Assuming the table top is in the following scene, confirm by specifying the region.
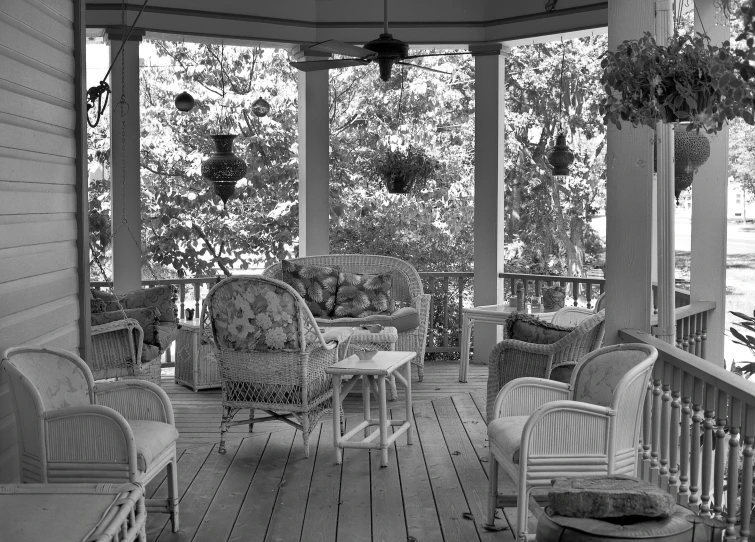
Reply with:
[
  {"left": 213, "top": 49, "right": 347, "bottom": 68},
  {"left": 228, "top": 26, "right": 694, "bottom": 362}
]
[
  {"left": 0, "top": 482, "right": 144, "bottom": 542},
  {"left": 326, "top": 350, "right": 415, "bottom": 376},
  {"left": 463, "top": 304, "right": 557, "bottom": 320}
]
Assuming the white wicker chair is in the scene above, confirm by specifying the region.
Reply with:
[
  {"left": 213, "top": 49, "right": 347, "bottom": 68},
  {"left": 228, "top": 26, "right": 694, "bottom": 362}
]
[
  {"left": 485, "top": 343, "right": 658, "bottom": 540},
  {"left": 550, "top": 306, "right": 595, "bottom": 327},
  {"left": 263, "top": 254, "right": 432, "bottom": 380},
  {"left": 203, "top": 276, "right": 353, "bottom": 457},
  {"left": 1, "top": 346, "right": 179, "bottom": 531}
]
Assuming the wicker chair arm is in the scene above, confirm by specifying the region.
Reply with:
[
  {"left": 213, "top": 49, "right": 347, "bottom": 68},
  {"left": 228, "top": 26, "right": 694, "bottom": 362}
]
[
  {"left": 492, "top": 378, "right": 571, "bottom": 421},
  {"left": 95, "top": 380, "right": 175, "bottom": 425},
  {"left": 411, "top": 293, "right": 432, "bottom": 324},
  {"left": 521, "top": 400, "right": 613, "bottom": 461},
  {"left": 89, "top": 318, "right": 144, "bottom": 379},
  {"left": 43, "top": 405, "right": 138, "bottom": 470}
]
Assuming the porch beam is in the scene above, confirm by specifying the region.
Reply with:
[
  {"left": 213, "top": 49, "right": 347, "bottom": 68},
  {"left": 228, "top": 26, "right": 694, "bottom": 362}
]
[
  {"left": 691, "top": 0, "right": 728, "bottom": 366},
  {"left": 293, "top": 46, "right": 330, "bottom": 257},
  {"left": 605, "top": 0, "right": 655, "bottom": 343},
  {"left": 470, "top": 44, "right": 508, "bottom": 364},
  {"left": 107, "top": 29, "right": 144, "bottom": 295}
]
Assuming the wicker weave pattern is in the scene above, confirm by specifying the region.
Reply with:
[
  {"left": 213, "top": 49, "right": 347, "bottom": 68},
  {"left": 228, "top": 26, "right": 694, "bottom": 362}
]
[
  {"left": 486, "top": 310, "right": 606, "bottom": 420},
  {"left": 204, "top": 276, "right": 350, "bottom": 457},
  {"left": 263, "top": 254, "right": 431, "bottom": 380},
  {"left": 89, "top": 319, "right": 143, "bottom": 380}
]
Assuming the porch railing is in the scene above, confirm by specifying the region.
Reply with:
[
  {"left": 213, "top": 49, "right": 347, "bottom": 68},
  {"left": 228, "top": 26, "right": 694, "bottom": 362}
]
[
  {"left": 620, "top": 328, "right": 755, "bottom": 539},
  {"left": 500, "top": 272, "right": 606, "bottom": 309}
]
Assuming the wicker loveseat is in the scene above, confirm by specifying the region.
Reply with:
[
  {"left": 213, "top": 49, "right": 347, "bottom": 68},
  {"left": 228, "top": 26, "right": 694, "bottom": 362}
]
[{"left": 264, "top": 254, "right": 432, "bottom": 380}]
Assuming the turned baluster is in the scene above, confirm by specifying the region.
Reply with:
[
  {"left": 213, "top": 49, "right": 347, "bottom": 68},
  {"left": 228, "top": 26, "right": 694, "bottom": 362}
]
[
  {"left": 700, "top": 384, "right": 715, "bottom": 515},
  {"left": 668, "top": 367, "right": 682, "bottom": 499},
  {"left": 725, "top": 398, "right": 742, "bottom": 541},
  {"left": 659, "top": 362, "right": 672, "bottom": 490},
  {"left": 688, "top": 379, "right": 703, "bottom": 511},
  {"left": 642, "top": 381, "right": 653, "bottom": 480},
  {"left": 713, "top": 391, "right": 728, "bottom": 520},
  {"left": 740, "top": 405, "right": 755, "bottom": 542},
  {"left": 179, "top": 283, "right": 186, "bottom": 319},
  {"left": 650, "top": 372, "right": 663, "bottom": 484},
  {"left": 694, "top": 313, "right": 703, "bottom": 358},
  {"left": 676, "top": 320, "right": 683, "bottom": 349},
  {"left": 679, "top": 373, "right": 693, "bottom": 505},
  {"left": 682, "top": 317, "right": 691, "bottom": 353},
  {"left": 701, "top": 311, "right": 708, "bottom": 360}
]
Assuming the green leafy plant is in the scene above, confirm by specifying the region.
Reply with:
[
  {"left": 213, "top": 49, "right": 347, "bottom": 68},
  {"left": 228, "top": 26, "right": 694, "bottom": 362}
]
[
  {"left": 600, "top": 32, "right": 753, "bottom": 134},
  {"left": 729, "top": 309, "right": 755, "bottom": 377},
  {"left": 374, "top": 145, "right": 438, "bottom": 194}
]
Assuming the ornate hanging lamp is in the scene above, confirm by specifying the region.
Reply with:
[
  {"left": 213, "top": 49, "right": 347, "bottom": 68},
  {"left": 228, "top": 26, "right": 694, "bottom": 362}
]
[
  {"left": 251, "top": 97, "right": 270, "bottom": 117},
  {"left": 546, "top": 39, "right": 575, "bottom": 179},
  {"left": 653, "top": 127, "right": 711, "bottom": 202}
]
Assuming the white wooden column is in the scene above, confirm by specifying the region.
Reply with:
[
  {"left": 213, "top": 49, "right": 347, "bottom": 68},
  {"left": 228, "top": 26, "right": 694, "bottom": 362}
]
[
  {"left": 470, "top": 44, "right": 507, "bottom": 363},
  {"left": 655, "top": 0, "right": 676, "bottom": 344},
  {"left": 293, "top": 46, "right": 330, "bottom": 257},
  {"left": 605, "top": 0, "right": 655, "bottom": 343},
  {"left": 107, "top": 29, "right": 143, "bottom": 294},
  {"left": 691, "top": 0, "right": 728, "bottom": 366}
]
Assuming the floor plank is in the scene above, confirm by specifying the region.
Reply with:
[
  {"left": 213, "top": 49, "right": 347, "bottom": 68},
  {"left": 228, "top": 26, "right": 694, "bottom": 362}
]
[
  {"left": 336, "top": 415, "right": 373, "bottom": 542},
  {"left": 228, "top": 429, "right": 296, "bottom": 542},
  {"left": 192, "top": 436, "right": 269, "bottom": 542},
  {"left": 413, "top": 400, "right": 481, "bottom": 542},
  {"left": 265, "top": 425, "right": 322, "bottom": 542},
  {"left": 300, "top": 422, "right": 343, "bottom": 542},
  {"left": 370, "top": 407, "right": 407, "bottom": 542}
]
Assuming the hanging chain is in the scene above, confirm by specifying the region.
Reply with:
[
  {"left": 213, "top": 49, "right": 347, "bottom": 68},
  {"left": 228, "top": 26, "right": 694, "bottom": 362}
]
[{"left": 558, "top": 37, "right": 565, "bottom": 134}]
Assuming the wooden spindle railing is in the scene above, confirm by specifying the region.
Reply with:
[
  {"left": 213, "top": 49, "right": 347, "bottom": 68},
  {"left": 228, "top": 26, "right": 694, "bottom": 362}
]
[
  {"left": 499, "top": 272, "right": 606, "bottom": 309},
  {"left": 620, "top": 328, "right": 755, "bottom": 538}
]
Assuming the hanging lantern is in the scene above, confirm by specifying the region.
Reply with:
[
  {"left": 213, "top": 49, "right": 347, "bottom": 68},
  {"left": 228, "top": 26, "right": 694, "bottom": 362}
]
[
  {"left": 201, "top": 135, "right": 247, "bottom": 204},
  {"left": 653, "top": 127, "right": 711, "bottom": 202},
  {"left": 251, "top": 97, "right": 271, "bottom": 117},
  {"left": 174, "top": 91, "right": 195, "bottom": 112},
  {"left": 546, "top": 132, "right": 575, "bottom": 177}
]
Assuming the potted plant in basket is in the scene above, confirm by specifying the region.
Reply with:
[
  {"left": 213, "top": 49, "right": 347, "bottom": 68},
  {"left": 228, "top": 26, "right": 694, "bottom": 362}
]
[
  {"left": 600, "top": 32, "right": 754, "bottom": 134},
  {"left": 374, "top": 145, "right": 438, "bottom": 194}
]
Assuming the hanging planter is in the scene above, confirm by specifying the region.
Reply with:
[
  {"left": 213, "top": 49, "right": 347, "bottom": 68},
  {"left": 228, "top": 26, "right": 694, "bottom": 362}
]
[
  {"left": 375, "top": 146, "right": 437, "bottom": 194},
  {"left": 201, "top": 134, "right": 247, "bottom": 204},
  {"left": 653, "top": 127, "right": 711, "bottom": 201}
]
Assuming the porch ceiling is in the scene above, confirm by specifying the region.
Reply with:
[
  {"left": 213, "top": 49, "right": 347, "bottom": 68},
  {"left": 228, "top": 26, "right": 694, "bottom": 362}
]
[{"left": 85, "top": 0, "right": 607, "bottom": 48}]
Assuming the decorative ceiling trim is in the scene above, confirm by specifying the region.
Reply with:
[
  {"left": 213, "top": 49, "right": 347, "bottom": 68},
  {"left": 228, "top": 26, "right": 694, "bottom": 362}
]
[{"left": 85, "top": 2, "right": 607, "bottom": 30}]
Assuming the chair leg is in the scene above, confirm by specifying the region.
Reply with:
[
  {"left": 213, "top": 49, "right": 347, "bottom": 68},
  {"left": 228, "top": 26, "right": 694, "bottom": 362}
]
[
  {"left": 248, "top": 408, "right": 255, "bottom": 432},
  {"left": 302, "top": 416, "right": 310, "bottom": 459},
  {"left": 167, "top": 456, "right": 179, "bottom": 532},
  {"left": 219, "top": 406, "right": 232, "bottom": 454},
  {"left": 487, "top": 455, "right": 499, "bottom": 527},
  {"left": 517, "top": 487, "right": 532, "bottom": 541},
  {"left": 417, "top": 363, "right": 424, "bottom": 382}
]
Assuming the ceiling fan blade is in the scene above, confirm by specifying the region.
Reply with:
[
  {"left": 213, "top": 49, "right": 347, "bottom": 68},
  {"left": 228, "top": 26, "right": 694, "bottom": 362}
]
[
  {"left": 396, "top": 61, "right": 450, "bottom": 75},
  {"left": 309, "top": 40, "right": 374, "bottom": 59},
  {"left": 290, "top": 58, "right": 370, "bottom": 72},
  {"left": 404, "top": 52, "right": 473, "bottom": 59}
]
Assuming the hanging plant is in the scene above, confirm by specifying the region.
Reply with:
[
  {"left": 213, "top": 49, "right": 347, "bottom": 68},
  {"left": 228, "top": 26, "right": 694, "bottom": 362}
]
[
  {"left": 600, "top": 32, "right": 754, "bottom": 134},
  {"left": 374, "top": 145, "right": 438, "bottom": 194}
]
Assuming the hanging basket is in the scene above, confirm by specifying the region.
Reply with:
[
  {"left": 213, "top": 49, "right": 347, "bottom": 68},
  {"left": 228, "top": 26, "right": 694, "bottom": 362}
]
[
  {"left": 201, "top": 134, "right": 247, "bottom": 204},
  {"left": 653, "top": 127, "right": 711, "bottom": 202}
]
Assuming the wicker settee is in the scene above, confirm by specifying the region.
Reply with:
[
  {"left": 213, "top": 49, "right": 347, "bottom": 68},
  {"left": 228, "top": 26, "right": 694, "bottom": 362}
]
[{"left": 263, "top": 254, "right": 431, "bottom": 380}]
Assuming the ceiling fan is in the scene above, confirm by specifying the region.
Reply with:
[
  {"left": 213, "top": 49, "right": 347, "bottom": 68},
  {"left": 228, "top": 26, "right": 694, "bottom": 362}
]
[{"left": 289, "top": 0, "right": 471, "bottom": 81}]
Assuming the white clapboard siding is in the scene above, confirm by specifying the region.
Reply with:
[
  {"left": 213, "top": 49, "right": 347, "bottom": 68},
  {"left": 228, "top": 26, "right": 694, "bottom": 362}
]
[{"left": 0, "top": 0, "right": 79, "bottom": 483}]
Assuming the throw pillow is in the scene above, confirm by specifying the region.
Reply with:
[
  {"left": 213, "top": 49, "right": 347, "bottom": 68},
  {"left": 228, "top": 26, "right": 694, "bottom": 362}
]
[
  {"left": 505, "top": 312, "right": 574, "bottom": 345},
  {"left": 361, "top": 306, "right": 421, "bottom": 332},
  {"left": 120, "top": 286, "right": 177, "bottom": 323},
  {"left": 334, "top": 272, "right": 393, "bottom": 318},
  {"left": 280, "top": 260, "right": 339, "bottom": 317},
  {"left": 91, "top": 307, "right": 162, "bottom": 346},
  {"left": 91, "top": 289, "right": 120, "bottom": 311},
  {"left": 90, "top": 298, "right": 107, "bottom": 314}
]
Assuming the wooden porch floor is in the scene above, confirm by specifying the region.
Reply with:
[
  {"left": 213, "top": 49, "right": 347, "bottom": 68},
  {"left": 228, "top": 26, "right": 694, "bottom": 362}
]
[{"left": 145, "top": 361, "right": 529, "bottom": 542}]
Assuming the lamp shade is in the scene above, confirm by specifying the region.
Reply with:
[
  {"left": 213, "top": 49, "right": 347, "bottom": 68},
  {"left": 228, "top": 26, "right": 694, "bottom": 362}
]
[
  {"left": 201, "top": 135, "right": 247, "bottom": 204},
  {"left": 174, "top": 91, "right": 195, "bottom": 112},
  {"left": 546, "top": 132, "right": 575, "bottom": 177}
]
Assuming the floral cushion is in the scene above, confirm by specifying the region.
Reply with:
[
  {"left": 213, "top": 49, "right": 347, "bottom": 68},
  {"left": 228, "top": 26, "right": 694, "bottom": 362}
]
[
  {"left": 120, "top": 286, "right": 177, "bottom": 323},
  {"left": 91, "top": 307, "right": 162, "bottom": 346},
  {"left": 210, "top": 279, "right": 302, "bottom": 351},
  {"left": 573, "top": 349, "right": 649, "bottom": 407},
  {"left": 334, "top": 272, "right": 393, "bottom": 318},
  {"left": 91, "top": 289, "right": 120, "bottom": 311},
  {"left": 280, "top": 260, "right": 339, "bottom": 318},
  {"left": 90, "top": 298, "right": 107, "bottom": 314},
  {"left": 505, "top": 312, "right": 574, "bottom": 345}
]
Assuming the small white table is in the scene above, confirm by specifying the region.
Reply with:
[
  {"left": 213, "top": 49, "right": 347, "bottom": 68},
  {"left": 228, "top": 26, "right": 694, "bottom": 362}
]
[
  {"left": 326, "top": 350, "right": 415, "bottom": 467},
  {"left": 459, "top": 304, "right": 556, "bottom": 382},
  {"left": 175, "top": 318, "right": 221, "bottom": 391},
  {"left": 343, "top": 326, "right": 399, "bottom": 400}
]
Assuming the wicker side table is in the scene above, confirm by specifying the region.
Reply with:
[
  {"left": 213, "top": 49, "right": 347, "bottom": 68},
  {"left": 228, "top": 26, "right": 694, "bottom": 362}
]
[
  {"left": 342, "top": 326, "right": 399, "bottom": 400},
  {"left": 175, "top": 318, "right": 221, "bottom": 391},
  {"left": 0, "top": 482, "right": 146, "bottom": 542}
]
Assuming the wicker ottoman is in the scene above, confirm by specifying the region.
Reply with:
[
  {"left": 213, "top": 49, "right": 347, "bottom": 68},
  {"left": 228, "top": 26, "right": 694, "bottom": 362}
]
[
  {"left": 175, "top": 318, "right": 221, "bottom": 391},
  {"left": 0, "top": 482, "right": 146, "bottom": 542},
  {"left": 342, "top": 326, "right": 399, "bottom": 400}
]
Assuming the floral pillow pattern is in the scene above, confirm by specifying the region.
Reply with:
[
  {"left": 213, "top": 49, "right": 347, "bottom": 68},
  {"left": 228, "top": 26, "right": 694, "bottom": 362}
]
[
  {"left": 120, "top": 286, "right": 177, "bottom": 323},
  {"left": 91, "top": 307, "right": 162, "bottom": 346},
  {"left": 281, "top": 260, "right": 339, "bottom": 318},
  {"left": 210, "top": 280, "right": 302, "bottom": 351},
  {"left": 505, "top": 312, "right": 574, "bottom": 344},
  {"left": 574, "top": 351, "right": 647, "bottom": 407},
  {"left": 334, "top": 272, "right": 393, "bottom": 318}
]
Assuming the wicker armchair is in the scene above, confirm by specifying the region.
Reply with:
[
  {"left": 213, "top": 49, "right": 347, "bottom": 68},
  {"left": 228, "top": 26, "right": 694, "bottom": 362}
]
[
  {"left": 263, "top": 254, "right": 431, "bottom": 380},
  {"left": 485, "top": 310, "right": 606, "bottom": 420},
  {"left": 203, "top": 276, "right": 353, "bottom": 457},
  {"left": 486, "top": 344, "right": 657, "bottom": 540},
  {"left": 1, "top": 346, "right": 180, "bottom": 532}
]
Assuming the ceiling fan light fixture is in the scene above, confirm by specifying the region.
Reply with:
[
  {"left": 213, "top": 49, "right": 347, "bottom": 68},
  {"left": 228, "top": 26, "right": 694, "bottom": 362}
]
[{"left": 378, "top": 59, "right": 394, "bottom": 81}]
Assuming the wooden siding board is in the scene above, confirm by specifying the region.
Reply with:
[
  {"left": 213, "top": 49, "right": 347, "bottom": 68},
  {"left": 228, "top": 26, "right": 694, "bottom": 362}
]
[
  {"left": 0, "top": 219, "right": 76, "bottom": 250},
  {"left": 0, "top": 114, "right": 76, "bottom": 158},
  {"left": 0, "top": 296, "right": 79, "bottom": 351},
  {"left": 0, "top": 149, "right": 75, "bottom": 184},
  {"left": 0, "top": 187, "right": 77, "bottom": 214},
  {"left": 0, "top": 11, "right": 73, "bottom": 75},
  {"left": 0, "top": 269, "right": 78, "bottom": 319},
  {"left": 0, "top": 0, "right": 73, "bottom": 48},
  {"left": 0, "top": 245, "right": 77, "bottom": 284},
  {"left": 0, "top": 44, "right": 74, "bottom": 103},
  {"left": 37, "top": 0, "right": 75, "bottom": 22},
  {"left": 0, "top": 82, "right": 76, "bottom": 129}
]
